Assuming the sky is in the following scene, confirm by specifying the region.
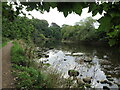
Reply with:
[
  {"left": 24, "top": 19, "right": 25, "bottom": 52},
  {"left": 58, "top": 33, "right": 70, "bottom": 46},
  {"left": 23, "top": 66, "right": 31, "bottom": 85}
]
[{"left": 20, "top": 7, "right": 104, "bottom": 28}]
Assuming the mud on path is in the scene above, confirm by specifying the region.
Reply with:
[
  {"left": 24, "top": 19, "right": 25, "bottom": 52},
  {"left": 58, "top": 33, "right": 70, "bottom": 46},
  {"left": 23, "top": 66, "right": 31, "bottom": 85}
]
[{"left": 0, "top": 41, "right": 15, "bottom": 88}]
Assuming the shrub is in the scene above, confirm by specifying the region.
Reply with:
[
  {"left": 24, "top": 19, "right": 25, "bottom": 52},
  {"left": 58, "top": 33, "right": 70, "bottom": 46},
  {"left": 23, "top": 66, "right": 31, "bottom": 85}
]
[
  {"left": 12, "top": 64, "right": 52, "bottom": 88},
  {"left": 11, "top": 42, "right": 28, "bottom": 66},
  {"left": 11, "top": 41, "right": 67, "bottom": 88}
]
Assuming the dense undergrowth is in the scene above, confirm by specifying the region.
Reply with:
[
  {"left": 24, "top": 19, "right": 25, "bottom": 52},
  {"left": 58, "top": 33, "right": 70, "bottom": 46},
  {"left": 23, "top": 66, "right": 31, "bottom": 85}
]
[{"left": 11, "top": 40, "right": 66, "bottom": 88}]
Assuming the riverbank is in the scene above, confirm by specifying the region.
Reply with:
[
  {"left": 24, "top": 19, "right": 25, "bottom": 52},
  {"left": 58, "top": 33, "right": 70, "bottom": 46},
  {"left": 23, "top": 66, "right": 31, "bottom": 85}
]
[
  {"left": 62, "top": 40, "right": 109, "bottom": 46},
  {"left": 2, "top": 40, "right": 120, "bottom": 89},
  {"left": 10, "top": 40, "right": 67, "bottom": 88}
]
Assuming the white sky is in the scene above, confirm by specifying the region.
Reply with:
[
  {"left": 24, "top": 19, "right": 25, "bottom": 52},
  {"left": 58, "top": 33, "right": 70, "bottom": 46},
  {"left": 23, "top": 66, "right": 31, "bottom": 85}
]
[{"left": 20, "top": 7, "right": 103, "bottom": 28}]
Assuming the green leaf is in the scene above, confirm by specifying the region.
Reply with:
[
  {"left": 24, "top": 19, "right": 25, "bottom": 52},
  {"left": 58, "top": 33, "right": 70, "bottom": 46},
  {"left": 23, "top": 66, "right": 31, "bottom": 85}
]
[
  {"left": 110, "top": 10, "right": 120, "bottom": 17},
  {"left": 107, "top": 30, "right": 119, "bottom": 38},
  {"left": 98, "top": 15, "right": 112, "bottom": 32},
  {"left": 63, "top": 11, "right": 68, "bottom": 17},
  {"left": 73, "top": 3, "right": 82, "bottom": 15},
  {"left": 49, "top": 2, "right": 57, "bottom": 8},
  {"left": 108, "top": 39, "right": 116, "bottom": 46},
  {"left": 92, "top": 10, "right": 98, "bottom": 16}
]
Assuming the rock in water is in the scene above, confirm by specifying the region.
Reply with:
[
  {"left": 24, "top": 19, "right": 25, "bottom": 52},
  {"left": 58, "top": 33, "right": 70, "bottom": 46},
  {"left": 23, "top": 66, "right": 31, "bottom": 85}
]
[
  {"left": 103, "top": 55, "right": 108, "bottom": 59},
  {"left": 83, "top": 77, "right": 92, "bottom": 84},
  {"left": 72, "top": 52, "right": 84, "bottom": 56},
  {"left": 108, "top": 78, "right": 113, "bottom": 81},
  {"left": 106, "top": 75, "right": 112, "bottom": 78},
  {"left": 100, "top": 80, "right": 108, "bottom": 84},
  {"left": 84, "top": 57, "right": 92, "bottom": 62},
  {"left": 45, "top": 55, "right": 49, "bottom": 58},
  {"left": 65, "top": 52, "right": 71, "bottom": 56},
  {"left": 107, "top": 81, "right": 112, "bottom": 86},
  {"left": 103, "top": 86, "right": 110, "bottom": 90},
  {"left": 77, "top": 78, "right": 85, "bottom": 85},
  {"left": 68, "top": 70, "right": 79, "bottom": 77},
  {"left": 99, "top": 59, "right": 111, "bottom": 65},
  {"left": 64, "top": 58, "right": 67, "bottom": 61}
]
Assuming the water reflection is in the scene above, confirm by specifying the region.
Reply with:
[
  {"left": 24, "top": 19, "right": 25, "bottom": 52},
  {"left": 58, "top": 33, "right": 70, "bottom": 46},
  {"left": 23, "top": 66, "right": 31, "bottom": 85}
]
[{"left": 38, "top": 41, "right": 120, "bottom": 88}]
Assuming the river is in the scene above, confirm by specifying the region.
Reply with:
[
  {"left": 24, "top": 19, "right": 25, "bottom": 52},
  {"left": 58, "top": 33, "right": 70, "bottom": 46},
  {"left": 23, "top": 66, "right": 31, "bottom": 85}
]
[{"left": 38, "top": 41, "right": 120, "bottom": 88}]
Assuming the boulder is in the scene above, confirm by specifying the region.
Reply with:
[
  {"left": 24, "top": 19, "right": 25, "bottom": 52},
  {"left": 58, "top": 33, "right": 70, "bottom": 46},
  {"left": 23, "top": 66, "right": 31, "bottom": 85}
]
[
  {"left": 77, "top": 78, "right": 85, "bottom": 85},
  {"left": 68, "top": 70, "right": 79, "bottom": 77},
  {"left": 45, "top": 55, "right": 49, "bottom": 58},
  {"left": 107, "top": 78, "right": 114, "bottom": 81},
  {"left": 117, "top": 83, "right": 120, "bottom": 87},
  {"left": 103, "top": 86, "right": 110, "bottom": 90},
  {"left": 84, "top": 57, "right": 92, "bottom": 62},
  {"left": 114, "top": 82, "right": 120, "bottom": 87},
  {"left": 99, "top": 59, "right": 111, "bottom": 65},
  {"left": 106, "top": 81, "right": 112, "bottom": 86},
  {"left": 83, "top": 77, "right": 92, "bottom": 84},
  {"left": 100, "top": 80, "right": 108, "bottom": 84},
  {"left": 64, "top": 58, "right": 67, "bottom": 61},
  {"left": 49, "top": 47, "right": 54, "bottom": 49},
  {"left": 100, "top": 80, "right": 112, "bottom": 85},
  {"left": 103, "top": 55, "right": 109, "bottom": 59},
  {"left": 72, "top": 52, "right": 84, "bottom": 56},
  {"left": 106, "top": 75, "right": 112, "bottom": 78},
  {"left": 70, "top": 82, "right": 78, "bottom": 88},
  {"left": 97, "top": 80, "right": 99, "bottom": 83},
  {"left": 65, "top": 52, "right": 71, "bottom": 56},
  {"left": 85, "top": 83, "right": 91, "bottom": 88},
  {"left": 37, "top": 53, "right": 42, "bottom": 57}
]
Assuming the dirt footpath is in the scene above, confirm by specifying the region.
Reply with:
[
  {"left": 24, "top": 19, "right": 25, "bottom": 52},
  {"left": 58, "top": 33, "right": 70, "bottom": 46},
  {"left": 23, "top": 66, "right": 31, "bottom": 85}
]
[{"left": 0, "top": 41, "right": 15, "bottom": 88}]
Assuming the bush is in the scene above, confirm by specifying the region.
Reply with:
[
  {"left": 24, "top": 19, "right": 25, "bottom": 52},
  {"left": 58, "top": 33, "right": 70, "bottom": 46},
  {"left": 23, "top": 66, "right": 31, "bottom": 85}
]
[
  {"left": 11, "top": 41, "right": 67, "bottom": 88},
  {"left": 11, "top": 42, "right": 28, "bottom": 66},
  {"left": 12, "top": 64, "right": 52, "bottom": 88},
  {"left": 12, "top": 65, "right": 38, "bottom": 88}
]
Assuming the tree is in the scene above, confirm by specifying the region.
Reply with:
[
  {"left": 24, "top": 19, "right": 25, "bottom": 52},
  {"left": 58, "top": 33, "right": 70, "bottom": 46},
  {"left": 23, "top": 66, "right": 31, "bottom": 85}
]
[
  {"left": 2, "top": 1, "right": 120, "bottom": 47},
  {"left": 61, "top": 17, "right": 99, "bottom": 41},
  {"left": 2, "top": 16, "right": 34, "bottom": 41},
  {"left": 50, "top": 23, "right": 62, "bottom": 40}
]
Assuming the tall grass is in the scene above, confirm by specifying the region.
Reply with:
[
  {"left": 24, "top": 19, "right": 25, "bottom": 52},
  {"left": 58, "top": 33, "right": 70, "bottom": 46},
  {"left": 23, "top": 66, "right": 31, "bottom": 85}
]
[{"left": 11, "top": 41, "right": 66, "bottom": 88}]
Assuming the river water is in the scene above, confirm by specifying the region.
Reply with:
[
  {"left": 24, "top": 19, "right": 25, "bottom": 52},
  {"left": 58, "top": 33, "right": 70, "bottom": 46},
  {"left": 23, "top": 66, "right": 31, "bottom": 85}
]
[{"left": 38, "top": 42, "right": 120, "bottom": 88}]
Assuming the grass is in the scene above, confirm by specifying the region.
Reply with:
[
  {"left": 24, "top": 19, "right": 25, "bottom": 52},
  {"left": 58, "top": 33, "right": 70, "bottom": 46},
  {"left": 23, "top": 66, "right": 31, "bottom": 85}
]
[
  {"left": 0, "top": 43, "right": 7, "bottom": 49},
  {"left": 0, "top": 37, "right": 10, "bottom": 48},
  {"left": 11, "top": 42, "right": 29, "bottom": 66},
  {"left": 11, "top": 41, "right": 66, "bottom": 88}
]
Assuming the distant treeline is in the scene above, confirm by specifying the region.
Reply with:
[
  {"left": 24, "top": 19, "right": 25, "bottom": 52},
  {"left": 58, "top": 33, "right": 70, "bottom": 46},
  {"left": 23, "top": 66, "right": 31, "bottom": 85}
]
[
  {"left": 2, "top": 16, "right": 62, "bottom": 44},
  {"left": 61, "top": 17, "right": 107, "bottom": 42},
  {"left": 2, "top": 16, "right": 119, "bottom": 47}
]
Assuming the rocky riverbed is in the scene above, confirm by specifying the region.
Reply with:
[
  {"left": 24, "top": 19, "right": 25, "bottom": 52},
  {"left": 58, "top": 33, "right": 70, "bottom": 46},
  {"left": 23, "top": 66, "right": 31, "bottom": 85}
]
[{"left": 35, "top": 43, "right": 120, "bottom": 89}]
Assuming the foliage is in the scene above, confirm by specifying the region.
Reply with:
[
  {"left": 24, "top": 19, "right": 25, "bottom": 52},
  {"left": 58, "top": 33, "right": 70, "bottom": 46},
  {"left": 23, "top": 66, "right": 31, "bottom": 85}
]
[
  {"left": 2, "top": 15, "right": 62, "bottom": 44},
  {"left": 49, "top": 23, "right": 62, "bottom": 40},
  {"left": 11, "top": 41, "right": 67, "bottom": 88},
  {"left": 61, "top": 17, "right": 104, "bottom": 42},
  {"left": 11, "top": 42, "right": 29, "bottom": 66},
  {"left": 6, "top": 1, "right": 119, "bottom": 47},
  {"left": 2, "top": 16, "right": 34, "bottom": 42},
  {"left": 12, "top": 64, "right": 52, "bottom": 88}
]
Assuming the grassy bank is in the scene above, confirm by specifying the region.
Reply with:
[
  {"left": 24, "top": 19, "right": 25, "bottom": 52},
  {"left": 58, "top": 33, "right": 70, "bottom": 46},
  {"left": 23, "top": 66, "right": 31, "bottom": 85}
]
[{"left": 11, "top": 41, "right": 66, "bottom": 88}]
